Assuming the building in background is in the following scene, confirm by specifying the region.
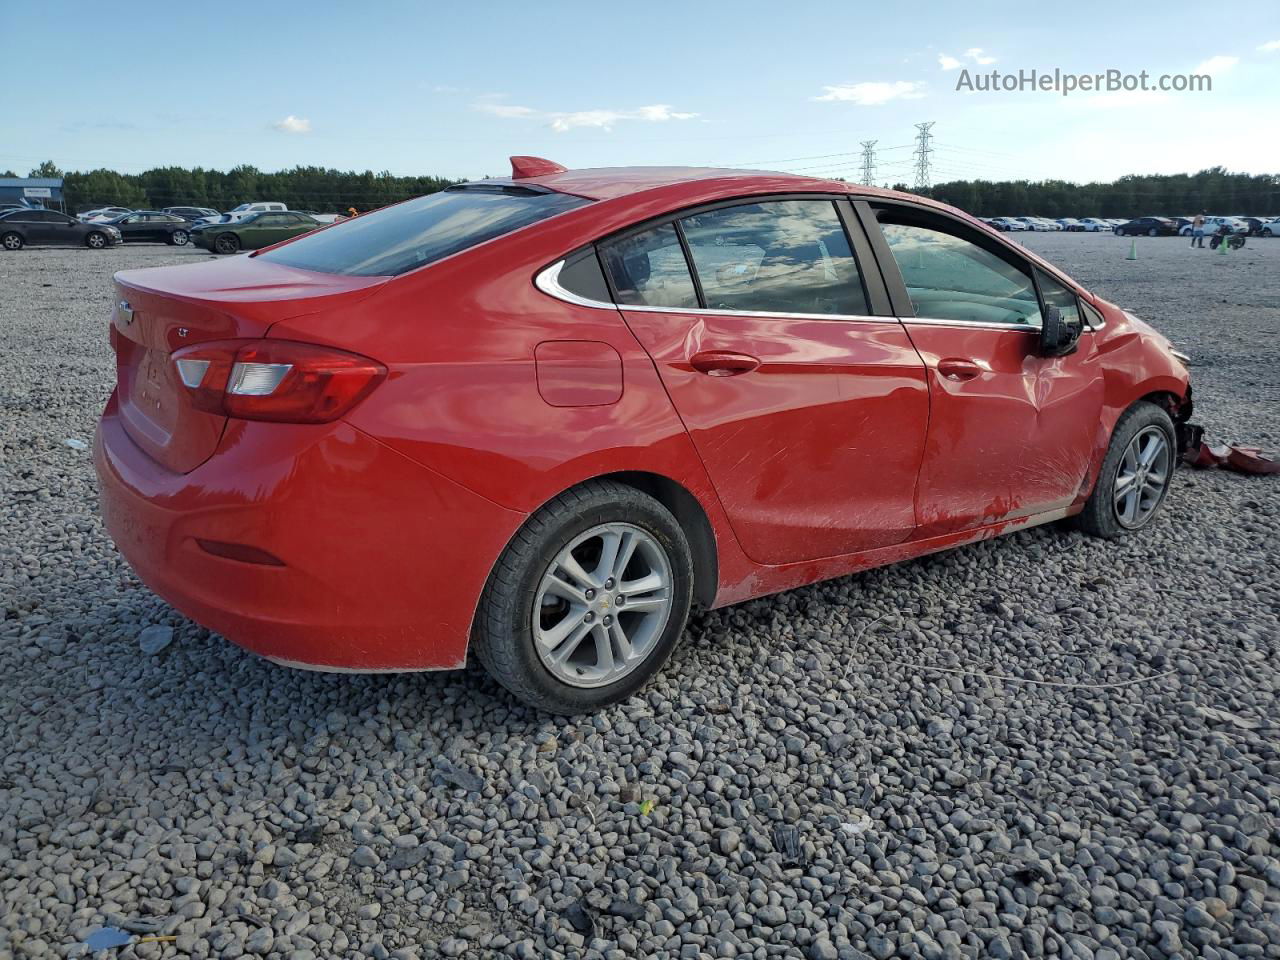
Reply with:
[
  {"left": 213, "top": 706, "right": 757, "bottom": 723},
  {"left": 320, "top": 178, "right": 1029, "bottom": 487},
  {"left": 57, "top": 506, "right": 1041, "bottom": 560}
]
[{"left": 0, "top": 177, "right": 65, "bottom": 212}]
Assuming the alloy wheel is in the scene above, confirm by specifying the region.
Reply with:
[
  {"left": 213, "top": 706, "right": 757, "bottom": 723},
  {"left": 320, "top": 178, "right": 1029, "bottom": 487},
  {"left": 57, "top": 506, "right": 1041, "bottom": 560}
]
[
  {"left": 533, "top": 522, "right": 674, "bottom": 688},
  {"left": 172, "top": 230, "right": 189, "bottom": 246},
  {"left": 2, "top": 234, "right": 20, "bottom": 250},
  {"left": 1114, "top": 426, "right": 1170, "bottom": 528},
  {"left": 87, "top": 233, "right": 105, "bottom": 248}
]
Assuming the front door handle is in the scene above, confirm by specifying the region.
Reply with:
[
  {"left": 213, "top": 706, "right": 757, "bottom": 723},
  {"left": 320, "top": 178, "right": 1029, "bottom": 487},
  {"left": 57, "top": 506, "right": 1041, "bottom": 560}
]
[
  {"left": 937, "top": 358, "right": 981, "bottom": 381},
  {"left": 689, "top": 350, "right": 761, "bottom": 377}
]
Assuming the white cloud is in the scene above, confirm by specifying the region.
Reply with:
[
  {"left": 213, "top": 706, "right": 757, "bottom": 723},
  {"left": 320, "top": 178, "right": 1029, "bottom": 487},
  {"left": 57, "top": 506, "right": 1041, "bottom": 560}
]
[
  {"left": 1257, "top": 40, "right": 1280, "bottom": 52},
  {"left": 473, "top": 99, "right": 698, "bottom": 132},
  {"left": 1193, "top": 55, "right": 1240, "bottom": 74},
  {"left": 938, "top": 54, "right": 963, "bottom": 70},
  {"left": 477, "top": 103, "right": 539, "bottom": 119},
  {"left": 814, "top": 81, "right": 927, "bottom": 105},
  {"left": 965, "top": 47, "right": 997, "bottom": 65},
  {"left": 272, "top": 115, "right": 311, "bottom": 134}
]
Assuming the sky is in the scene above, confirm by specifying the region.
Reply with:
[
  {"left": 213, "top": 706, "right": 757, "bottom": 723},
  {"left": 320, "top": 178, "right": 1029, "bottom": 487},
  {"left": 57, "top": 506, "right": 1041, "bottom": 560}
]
[{"left": 3, "top": 0, "right": 1278, "bottom": 186}]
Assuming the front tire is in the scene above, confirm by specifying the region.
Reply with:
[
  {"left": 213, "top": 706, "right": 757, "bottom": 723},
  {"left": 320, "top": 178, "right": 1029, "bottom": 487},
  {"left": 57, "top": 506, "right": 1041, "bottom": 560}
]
[
  {"left": 170, "top": 229, "right": 189, "bottom": 246},
  {"left": 472, "top": 480, "right": 694, "bottom": 714},
  {"left": 1, "top": 232, "right": 22, "bottom": 251},
  {"left": 213, "top": 233, "right": 240, "bottom": 254},
  {"left": 85, "top": 231, "right": 107, "bottom": 249},
  {"left": 1076, "top": 402, "right": 1176, "bottom": 539},
  {"left": 1147, "top": 227, "right": 1158, "bottom": 237}
]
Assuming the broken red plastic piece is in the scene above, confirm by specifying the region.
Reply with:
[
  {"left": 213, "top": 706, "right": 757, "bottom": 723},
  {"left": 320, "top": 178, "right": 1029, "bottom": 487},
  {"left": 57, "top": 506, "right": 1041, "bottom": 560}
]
[
  {"left": 1181, "top": 430, "right": 1279, "bottom": 475},
  {"left": 510, "top": 156, "right": 568, "bottom": 179},
  {"left": 1225, "top": 447, "right": 1280, "bottom": 476}
]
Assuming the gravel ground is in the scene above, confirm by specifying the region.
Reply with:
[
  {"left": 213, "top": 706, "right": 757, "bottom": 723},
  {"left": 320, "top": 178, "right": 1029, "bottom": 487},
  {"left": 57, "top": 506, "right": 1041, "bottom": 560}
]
[{"left": 1, "top": 234, "right": 1278, "bottom": 960}]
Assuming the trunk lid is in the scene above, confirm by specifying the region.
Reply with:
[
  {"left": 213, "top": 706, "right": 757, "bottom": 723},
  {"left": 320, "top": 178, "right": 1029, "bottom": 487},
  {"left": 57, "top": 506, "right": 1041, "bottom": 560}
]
[{"left": 112, "top": 256, "right": 388, "bottom": 473}]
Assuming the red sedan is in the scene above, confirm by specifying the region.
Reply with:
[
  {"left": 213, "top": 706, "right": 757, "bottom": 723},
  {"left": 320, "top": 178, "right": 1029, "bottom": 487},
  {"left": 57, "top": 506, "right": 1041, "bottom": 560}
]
[{"left": 95, "top": 157, "right": 1193, "bottom": 713}]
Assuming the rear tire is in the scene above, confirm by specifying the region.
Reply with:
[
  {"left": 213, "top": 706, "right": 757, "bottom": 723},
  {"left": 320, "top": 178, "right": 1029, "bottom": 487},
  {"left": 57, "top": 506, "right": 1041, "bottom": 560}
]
[
  {"left": 1, "top": 232, "right": 22, "bottom": 251},
  {"left": 472, "top": 480, "right": 694, "bottom": 715},
  {"left": 213, "top": 233, "right": 240, "bottom": 254},
  {"left": 1076, "top": 402, "right": 1176, "bottom": 539},
  {"left": 85, "top": 231, "right": 107, "bottom": 249}
]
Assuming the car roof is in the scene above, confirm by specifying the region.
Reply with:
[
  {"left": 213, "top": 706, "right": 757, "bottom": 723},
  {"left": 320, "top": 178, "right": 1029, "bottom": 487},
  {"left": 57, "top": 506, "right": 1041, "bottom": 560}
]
[{"left": 475, "top": 159, "right": 973, "bottom": 224}]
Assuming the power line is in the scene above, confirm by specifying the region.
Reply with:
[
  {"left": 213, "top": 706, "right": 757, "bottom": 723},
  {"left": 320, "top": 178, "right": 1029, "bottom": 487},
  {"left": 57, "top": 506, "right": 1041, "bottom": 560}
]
[{"left": 912, "top": 122, "right": 936, "bottom": 192}]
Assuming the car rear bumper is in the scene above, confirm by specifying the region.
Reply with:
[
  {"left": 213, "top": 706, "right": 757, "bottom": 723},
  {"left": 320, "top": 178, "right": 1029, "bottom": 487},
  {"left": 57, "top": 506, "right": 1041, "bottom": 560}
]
[{"left": 94, "top": 391, "right": 526, "bottom": 670}]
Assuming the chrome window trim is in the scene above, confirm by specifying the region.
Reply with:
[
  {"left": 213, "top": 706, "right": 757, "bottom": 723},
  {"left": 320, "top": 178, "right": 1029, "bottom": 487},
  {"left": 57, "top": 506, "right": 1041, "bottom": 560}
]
[
  {"left": 906, "top": 316, "right": 1042, "bottom": 332},
  {"left": 534, "top": 258, "right": 616, "bottom": 310},
  {"left": 535, "top": 259, "right": 897, "bottom": 324}
]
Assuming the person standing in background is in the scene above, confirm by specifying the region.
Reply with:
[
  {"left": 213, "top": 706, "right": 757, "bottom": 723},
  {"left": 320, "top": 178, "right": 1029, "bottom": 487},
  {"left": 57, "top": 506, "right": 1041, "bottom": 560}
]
[{"left": 1191, "top": 211, "right": 1206, "bottom": 247}]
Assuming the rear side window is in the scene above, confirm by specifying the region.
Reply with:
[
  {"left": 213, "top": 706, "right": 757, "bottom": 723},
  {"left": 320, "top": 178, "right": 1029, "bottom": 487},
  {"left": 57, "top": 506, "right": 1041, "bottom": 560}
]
[
  {"left": 680, "top": 200, "right": 868, "bottom": 315},
  {"left": 259, "top": 186, "right": 591, "bottom": 277},
  {"left": 600, "top": 223, "right": 699, "bottom": 309}
]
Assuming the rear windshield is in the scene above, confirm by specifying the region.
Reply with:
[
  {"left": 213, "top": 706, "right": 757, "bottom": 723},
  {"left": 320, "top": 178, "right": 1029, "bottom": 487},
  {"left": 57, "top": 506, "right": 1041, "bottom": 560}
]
[{"left": 257, "top": 186, "right": 591, "bottom": 277}]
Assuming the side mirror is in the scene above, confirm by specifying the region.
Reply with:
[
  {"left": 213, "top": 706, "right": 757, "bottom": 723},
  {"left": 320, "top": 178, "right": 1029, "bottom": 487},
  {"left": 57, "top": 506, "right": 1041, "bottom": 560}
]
[{"left": 1040, "top": 305, "right": 1082, "bottom": 357}]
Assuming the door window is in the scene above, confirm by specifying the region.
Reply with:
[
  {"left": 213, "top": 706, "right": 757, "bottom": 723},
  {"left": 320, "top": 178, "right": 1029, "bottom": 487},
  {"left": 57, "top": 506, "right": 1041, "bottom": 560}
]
[
  {"left": 600, "top": 223, "right": 699, "bottom": 309},
  {"left": 680, "top": 200, "right": 868, "bottom": 315},
  {"left": 879, "top": 218, "right": 1041, "bottom": 326},
  {"left": 1035, "top": 268, "right": 1082, "bottom": 328}
]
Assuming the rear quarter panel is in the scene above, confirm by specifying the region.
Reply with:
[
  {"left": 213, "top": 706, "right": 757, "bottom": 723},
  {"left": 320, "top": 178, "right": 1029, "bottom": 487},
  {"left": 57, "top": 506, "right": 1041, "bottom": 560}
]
[{"left": 266, "top": 205, "right": 761, "bottom": 604}]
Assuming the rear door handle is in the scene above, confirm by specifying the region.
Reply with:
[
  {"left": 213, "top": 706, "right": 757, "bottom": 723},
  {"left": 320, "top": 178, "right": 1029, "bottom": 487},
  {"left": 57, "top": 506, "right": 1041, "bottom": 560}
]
[
  {"left": 937, "top": 358, "right": 981, "bottom": 381},
  {"left": 689, "top": 351, "right": 761, "bottom": 377}
]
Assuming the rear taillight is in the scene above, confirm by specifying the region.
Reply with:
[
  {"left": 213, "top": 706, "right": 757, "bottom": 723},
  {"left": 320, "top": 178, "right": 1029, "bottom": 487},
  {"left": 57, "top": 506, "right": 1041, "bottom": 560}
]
[{"left": 171, "top": 339, "right": 386, "bottom": 424}]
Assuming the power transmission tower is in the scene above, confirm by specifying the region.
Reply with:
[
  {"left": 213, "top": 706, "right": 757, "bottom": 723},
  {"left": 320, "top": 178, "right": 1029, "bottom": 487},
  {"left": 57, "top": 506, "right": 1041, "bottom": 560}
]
[
  {"left": 912, "top": 122, "right": 935, "bottom": 192},
  {"left": 859, "top": 140, "right": 878, "bottom": 186}
]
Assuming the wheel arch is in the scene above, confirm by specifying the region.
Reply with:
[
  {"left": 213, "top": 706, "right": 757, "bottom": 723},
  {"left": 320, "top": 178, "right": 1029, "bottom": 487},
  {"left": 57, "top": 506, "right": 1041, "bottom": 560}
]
[{"left": 585, "top": 470, "right": 719, "bottom": 609}]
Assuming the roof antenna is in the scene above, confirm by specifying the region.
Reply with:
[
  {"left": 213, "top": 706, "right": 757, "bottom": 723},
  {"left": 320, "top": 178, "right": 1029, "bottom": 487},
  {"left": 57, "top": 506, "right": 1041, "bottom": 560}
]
[{"left": 510, "top": 156, "right": 567, "bottom": 179}]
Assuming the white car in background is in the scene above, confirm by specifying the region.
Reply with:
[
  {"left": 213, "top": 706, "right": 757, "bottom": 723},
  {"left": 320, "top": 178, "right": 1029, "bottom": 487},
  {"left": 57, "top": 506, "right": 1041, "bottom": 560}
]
[
  {"left": 1178, "top": 216, "right": 1248, "bottom": 237},
  {"left": 1261, "top": 218, "right": 1280, "bottom": 237},
  {"left": 223, "top": 201, "right": 289, "bottom": 223},
  {"left": 990, "top": 217, "right": 1026, "bottom": 231},
  {"left": 1076, "top": 218, "right": 1111, "bottom": 232},
  {"left": 79, "top": 206, "right": 133, "bottom": 222}
]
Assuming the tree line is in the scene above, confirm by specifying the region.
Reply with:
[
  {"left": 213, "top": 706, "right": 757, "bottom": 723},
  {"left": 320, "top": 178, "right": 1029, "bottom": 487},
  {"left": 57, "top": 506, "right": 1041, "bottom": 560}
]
[
  {"left": 11, "top": 160, "right": 1278, "bottom": 218},
  {"left": 14, "top": 160, "right": 458, "bottom": 214},
  {"left": 904, "top": 167, "right": 1279, "bottom": 218}
]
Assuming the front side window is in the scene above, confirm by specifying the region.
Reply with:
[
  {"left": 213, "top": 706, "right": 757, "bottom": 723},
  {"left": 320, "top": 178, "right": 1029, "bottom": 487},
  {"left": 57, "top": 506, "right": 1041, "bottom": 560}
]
[
  {"left": 679, "top": 200, "right": 868, "bottom": 315},
  {"left": 259, "top": 186, "right": 590, "bottom": 277},
  {"left": 599, "top": 223, "right": 699, "bottom": 309},
  {"left": 1035, "top": 268, "right": 1081, "bottom": 328},
  {"left": 879, "top": 219, "right": 1041, "bottom": 326}
]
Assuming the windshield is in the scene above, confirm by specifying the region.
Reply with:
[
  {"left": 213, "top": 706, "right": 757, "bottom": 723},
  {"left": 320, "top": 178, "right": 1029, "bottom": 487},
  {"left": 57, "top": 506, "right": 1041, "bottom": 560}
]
[{"left": 257, "top": 186, "right": 590, "bottom": 277}]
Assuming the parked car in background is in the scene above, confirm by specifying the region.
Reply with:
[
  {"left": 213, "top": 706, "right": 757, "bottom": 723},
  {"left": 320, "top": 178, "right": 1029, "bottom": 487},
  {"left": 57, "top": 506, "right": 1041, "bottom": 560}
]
[
  {"left": 103, "top": 210, "right": 195, "bottom": 245},
  {"left": 991, "top": 217, "right": 1026, "bottom": 231},
  {"left": 1057, "top": 218, "right": 1081, "bottom": 230},
  {"left": 95, "top": 157, "right": 1193, "bottom": 713},
  {"left": 1177, "top": 216, "right": 1248, "bottom": 237},
  {"left": 1076, "top": 218, "right": 1111, "bottom": 232},
  {"left": 164, "top": 206, "right": 220, "bottom": 221},
  {"left": 223, "top": 201, "right": 288, "bottom": 223},
  {"left": 0, "top": 208, "right": 121, "bottom": 250},
  {"left": 1234, "top": 217, "right": 1266, "bottom": 236},
  {"left": 1115, "top": 217, "right": 1178, "bottom": 236},
  {"left": 1260, "top": 218, "right": 1280, "bottom": 237},
  {"left": 191, "top": 210, "right": 320, "bottom": 253},
  {"left": 79, "top": 206, "right": 133, "bottom": 222}
]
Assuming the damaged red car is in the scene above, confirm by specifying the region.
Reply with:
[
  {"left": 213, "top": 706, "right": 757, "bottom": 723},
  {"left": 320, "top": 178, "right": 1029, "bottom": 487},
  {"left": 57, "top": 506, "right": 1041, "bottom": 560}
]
[{"left": 95, "top": 157, "right": 1193, "bottom": 713}]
